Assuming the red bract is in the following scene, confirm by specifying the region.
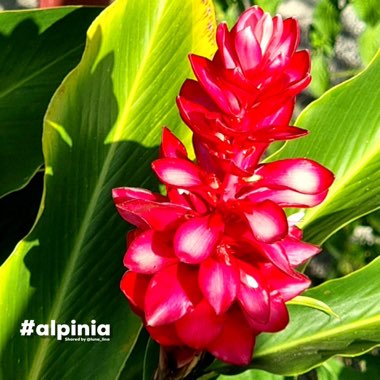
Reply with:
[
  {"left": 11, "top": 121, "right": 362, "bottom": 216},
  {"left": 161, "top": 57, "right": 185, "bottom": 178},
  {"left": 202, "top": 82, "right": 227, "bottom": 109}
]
[
  {"left": 114, "top": 126, "right": 333, "bottom": 365},
  {"left": 113, "top": 5, "right": 334, "bottom": 368},
  {"left": 177, "top": 6, "right": 311, "bottom": 173}
]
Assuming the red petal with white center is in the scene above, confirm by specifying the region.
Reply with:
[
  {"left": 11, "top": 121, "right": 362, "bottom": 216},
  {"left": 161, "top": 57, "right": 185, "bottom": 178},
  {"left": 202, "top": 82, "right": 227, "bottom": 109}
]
[
  {"left": 289, "top": 225, "right": 303, "bottom": 239},
  {"left": 255, "top": 240, "right": 293, "bottom": 275},
  {"left": 260, "top": 262, "right": 311, "bottom": 301},
  {"left": 234, "top": 6, "right": 264, "bottom": 33},
  {"left": 174, "top": 214, "right": 223, "bottom": 264},
  {"left": 177, "top": 105, "right": 227, "bottom": 146},
  {"left": 207, "top": 307, "right": 256, "bottom": 365},
  {"left": 152, "top": 158, "right": 204, "bottom": 188},
  {"left": 116, "top": 199, "right": 192, "bottom": 230},
  {"left": 244, "top": 200, "right": 288, "bottom": 243},
  {"left": 112, "top": 187, "right": 165, "bottom": 204},
  {"left": 216, "top": 23, "right": 238, "bottom": 69},
  {"left": 232, "top": 143, "right": 268, "bottom": 173},
  {"left": 192, "top": 137, "right": 228, "bottom": 180},
  {"left": 120, "top": 271, "right": 150, "bottom": 317},
  {"left": 189, "top": 54, "right": 241, "bottom": 114},
  {"left": 146, "top": 324, "right": 184, "bottom": 346},
  {"left": 199, "top": 256, "right": 239, "bottom": 315},
  {"left": 259, "top": 98, "right": 295, "bottom": 127},
  {"left": 175, "top": 300, "right": 223, "bottom": 349},
  {"left": 243, "top": 188, "right": 329, "bottom": 208},
  {"left": 286, "top": 50, "right": 311, "bottom": 87},
  {"left": 168, "top": 188, "right": 210, "bottom": 215},
  {"left": 245, "top": 293, "right": 289, "bottom": 333},
  {"left": 160, "top": 127, "right": 188, "bottom": 159},
  {"left": 240, "top": 98, "right": 294, "bottom": 130},
  {"left": 254, "top": 13, "right": 274, "bottom": 54},
  {"left": 237, "top": 262, "right": 270, "bottom": 323},
  {"left": 276, "top": 18, "right": 299, "bottom": 57},
  {"left": 145, "top": 264, "right": 201, "bottom": 326},
  {"left": 249, "top": 125, "right": 307, "bottom": 142},
  {"left": 235, "top": 26, "right": 262, "bottom": 73},
  {"left": 178, "top": 79, "right": 220, "bottom": 115},
  {"left": 279, "top": 236, "right": 321, "bottom": 266},
  {"left": 255, "top": 159, "right": 334, "bottom": 194},
  {"left": 124, "top": 230, "right": 177, "bottom": 274},
  {"left": 126, "top": 228, "right": 142, "bottom": 246}
]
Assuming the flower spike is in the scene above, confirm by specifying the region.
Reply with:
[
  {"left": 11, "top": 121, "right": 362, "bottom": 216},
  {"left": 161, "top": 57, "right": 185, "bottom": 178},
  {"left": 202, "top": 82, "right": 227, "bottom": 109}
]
[{"left": 114, "top": 5, "right": 334, "bottom": 368}]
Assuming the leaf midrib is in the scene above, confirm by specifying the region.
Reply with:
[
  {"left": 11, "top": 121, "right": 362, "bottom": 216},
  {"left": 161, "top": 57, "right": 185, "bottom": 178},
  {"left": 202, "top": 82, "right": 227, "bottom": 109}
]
[
  {"left": 27, "top": 1, "right": 168, "bottom": 378},
  {"left": 254, "top": 313, "right": 380, "bottom": 359}
]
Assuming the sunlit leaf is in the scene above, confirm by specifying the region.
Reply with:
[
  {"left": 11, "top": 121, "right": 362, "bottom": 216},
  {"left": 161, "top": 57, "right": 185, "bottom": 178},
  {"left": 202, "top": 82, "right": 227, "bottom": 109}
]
[
  {"left": 273, "top": 50, "right": 380, "bottom": 244},
  {"left": 359, "top": 24, "right": 380, "bottom": 66},
  {"left": 287, "top": 295, "right": 340, "bottom": 319},
  {"left": 0, "top": 0, "right": 216, "bottom": 378}
]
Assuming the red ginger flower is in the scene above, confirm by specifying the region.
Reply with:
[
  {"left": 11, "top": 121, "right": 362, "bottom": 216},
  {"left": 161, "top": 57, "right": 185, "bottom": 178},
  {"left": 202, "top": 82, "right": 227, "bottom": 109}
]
[
  {"left": 113, "top": 5, "right": 334, "bottom": 368},
  {"left": 113, "top": 128, "right": 333, "bottom": 365},
  {"left": 177, "top": 6, "right": 311, "bottom": 173}
]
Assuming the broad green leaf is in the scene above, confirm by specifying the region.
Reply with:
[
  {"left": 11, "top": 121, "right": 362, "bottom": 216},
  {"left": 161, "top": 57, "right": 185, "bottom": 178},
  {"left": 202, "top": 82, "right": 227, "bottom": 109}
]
[
  {"left": 0, "top": 7, "right": 101, "bottom": 198},
  {"left": 0, "top": 0, "right": 216, "bottom": 379},
  {"left": 359, "top": 24, "right": 380, "bottom": 66},
  {"left": 209, "top": 256, "right": 380, "bottom": 376},
  {"left": 272, "top": 50, "right": 380, "bottom": 244}
]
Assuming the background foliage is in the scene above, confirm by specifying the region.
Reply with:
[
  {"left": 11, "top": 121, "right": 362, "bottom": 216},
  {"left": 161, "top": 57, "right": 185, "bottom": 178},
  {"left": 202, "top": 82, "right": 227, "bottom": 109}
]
[{"left": 0, "top": 0, "right": 379, "bottom": 379}]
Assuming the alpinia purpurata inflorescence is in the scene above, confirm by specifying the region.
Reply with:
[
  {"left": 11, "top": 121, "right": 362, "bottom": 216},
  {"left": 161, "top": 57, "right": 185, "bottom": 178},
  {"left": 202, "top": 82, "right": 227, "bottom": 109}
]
[{"left": 113, "top": 6, "right": 334, "bottom": 366}]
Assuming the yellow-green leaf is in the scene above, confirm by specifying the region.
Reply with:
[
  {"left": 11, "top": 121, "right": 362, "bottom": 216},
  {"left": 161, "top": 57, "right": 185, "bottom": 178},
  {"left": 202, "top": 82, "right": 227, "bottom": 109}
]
[{"left": 0, "top": 0, "right": 216, "bottom": 378}]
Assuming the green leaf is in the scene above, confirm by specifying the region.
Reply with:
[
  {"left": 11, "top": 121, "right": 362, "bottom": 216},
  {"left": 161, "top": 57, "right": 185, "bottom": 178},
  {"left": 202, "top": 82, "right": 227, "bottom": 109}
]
[
  {"left": 352, "top": 0, "right": 380, "bottom": 26},
  {"left": 210, "top": 257, "right": 380, "bottom": 376},
  {"left": 253, "top": 0, "right": 281, "bottom": 14},
  {"left": 309, "top": 51, "right": 331, "bottom": 98},
  {"left": 143, "top": 338, "right": 160, "bottom": 380},
  {"left": 117, "top": 327, "right": 148, "bottom": 380},
  {"left": 316, "top": 358, "right": 346, "bottom": 380},
  {"left": 310, "top": 0, "right": 341, "bottom": 56},
  {"left": 0, "top": 7, "right": 102, "bottom": 198},
  {"left": 272, "top": 50, "right": 380, "bottom": 244},
  {"left": 316, "top": 355, "right": 380, "bottom": 380},
  {"left": 0, "top": 0, "right": 216, "bottom": 379},
  {"left": 287, "top": 295, "right": 340, "bottom": 319},
  {"left": 359, "top": 24, "right": 380, "bottom": 66},
  {"left": 217, "top": 369, "right": 285, "bottom": 379}
]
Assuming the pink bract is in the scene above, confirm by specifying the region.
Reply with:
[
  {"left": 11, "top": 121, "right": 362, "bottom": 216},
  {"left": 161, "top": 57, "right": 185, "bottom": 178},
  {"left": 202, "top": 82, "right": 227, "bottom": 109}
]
[{"left": 114, "top": 6, "right": 334, "bottom": 367}]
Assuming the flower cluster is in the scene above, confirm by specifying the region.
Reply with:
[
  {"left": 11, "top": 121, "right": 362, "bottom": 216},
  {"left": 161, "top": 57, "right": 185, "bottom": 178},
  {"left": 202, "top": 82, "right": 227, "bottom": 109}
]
[{"left": 113, "top": 6, "right": 334, "bottom": 366}]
